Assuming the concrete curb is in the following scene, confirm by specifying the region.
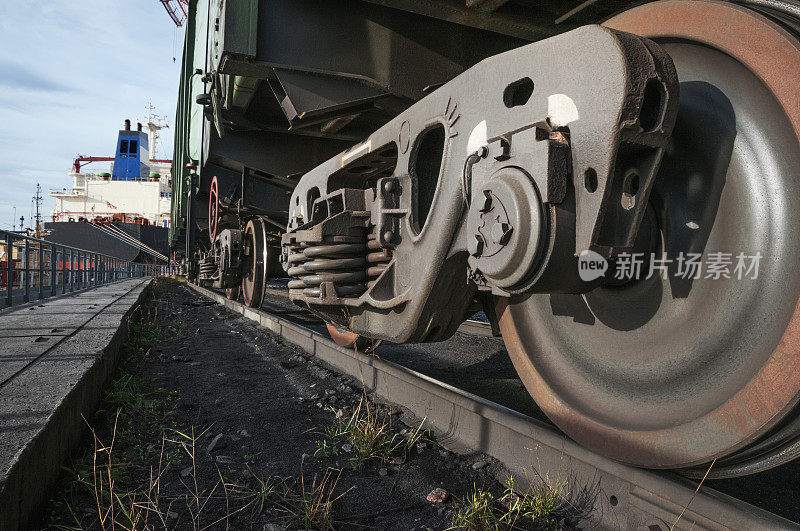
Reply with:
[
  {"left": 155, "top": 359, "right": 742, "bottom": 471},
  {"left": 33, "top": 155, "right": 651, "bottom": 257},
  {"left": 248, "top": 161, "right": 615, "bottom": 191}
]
[
  {"left": 189, "top": 283, "right": 798, "bottom": 530},
  {"left": 0, "top": 278, "right": 141, "bottom": 316},
  {"left": 0, "top": 278, "right": 152, "bottom": 530}
]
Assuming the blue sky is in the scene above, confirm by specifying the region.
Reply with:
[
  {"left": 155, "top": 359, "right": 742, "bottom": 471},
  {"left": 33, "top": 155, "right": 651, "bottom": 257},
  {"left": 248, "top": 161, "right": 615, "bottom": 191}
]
[{"left": 0, "top": 1, "right": 183, "bottom": 230}]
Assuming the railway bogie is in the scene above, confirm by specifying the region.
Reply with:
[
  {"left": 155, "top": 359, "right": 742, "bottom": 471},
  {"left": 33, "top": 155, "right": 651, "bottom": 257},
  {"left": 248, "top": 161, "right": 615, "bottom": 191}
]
[{"left": 170, "top": 0, "right": 800, "bottom": 477}]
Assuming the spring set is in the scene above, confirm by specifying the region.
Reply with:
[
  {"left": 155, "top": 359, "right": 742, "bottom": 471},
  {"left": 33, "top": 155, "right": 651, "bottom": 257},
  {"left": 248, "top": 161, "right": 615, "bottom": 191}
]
[
  {"left": 199, "top": 254, "right": 217, "bottom": 279},
  {"left": 287, "top": 233, "right": 392, "bottom": 298}
]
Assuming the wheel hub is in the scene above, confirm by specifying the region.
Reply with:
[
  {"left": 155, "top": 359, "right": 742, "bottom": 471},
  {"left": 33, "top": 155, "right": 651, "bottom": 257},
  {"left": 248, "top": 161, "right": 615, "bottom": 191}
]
[{"left": 466, "top": 169, "right": 543, "bottom": 289}]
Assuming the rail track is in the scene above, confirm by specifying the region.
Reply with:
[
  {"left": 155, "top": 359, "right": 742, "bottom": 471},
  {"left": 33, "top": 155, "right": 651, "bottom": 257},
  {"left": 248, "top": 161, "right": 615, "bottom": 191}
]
[{"left": 188, "top": 281, "right": 797, "bottom": 530}]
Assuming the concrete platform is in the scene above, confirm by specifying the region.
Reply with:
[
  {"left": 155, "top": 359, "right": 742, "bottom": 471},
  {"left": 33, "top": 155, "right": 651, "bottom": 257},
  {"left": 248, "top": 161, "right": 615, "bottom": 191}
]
[{"left": 0, "top": 277, "right": 151, "bottom": 530}]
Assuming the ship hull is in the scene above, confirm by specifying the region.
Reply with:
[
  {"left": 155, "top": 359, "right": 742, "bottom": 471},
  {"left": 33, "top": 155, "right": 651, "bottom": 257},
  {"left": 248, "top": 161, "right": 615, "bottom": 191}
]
[{"left": 44, "top": 222, "right": 168, "bottom": 263}]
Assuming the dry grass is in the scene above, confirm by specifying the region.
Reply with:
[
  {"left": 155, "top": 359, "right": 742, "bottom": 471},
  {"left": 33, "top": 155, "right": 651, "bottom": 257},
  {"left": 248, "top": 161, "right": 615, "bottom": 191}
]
[
  {"left": 57, "top": 411, "right": 352, "bottom": 530},
  {"left": 81, "top": 413, "right": 174, "bottom": 530},
  {"left": 213, "top": 465, "right": 350, "bottom": 530},
  {"left": 292, "top": 467, "right": 350, "bottom": 530}
]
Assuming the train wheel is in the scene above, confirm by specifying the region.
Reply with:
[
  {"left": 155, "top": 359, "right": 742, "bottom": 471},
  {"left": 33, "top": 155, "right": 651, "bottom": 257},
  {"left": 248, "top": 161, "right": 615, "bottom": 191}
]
[
  {"left": 241, "top": 219, "right": 269, "bottom": 308},
  {"left": 326, "top": 323, "right": 381, "bottom": 352},
  {"left": 208, "top": 176, "right": 220, "bottom": 244},
  {"left": 498, "top": 0, "right": 800, "bottom": 476}
]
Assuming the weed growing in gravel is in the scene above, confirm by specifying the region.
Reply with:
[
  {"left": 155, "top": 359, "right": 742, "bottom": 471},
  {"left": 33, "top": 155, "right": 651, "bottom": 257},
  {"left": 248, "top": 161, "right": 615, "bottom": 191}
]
[
  {"left": 46, "top": 280, "right": 189, "bottom": 527},
  {"left": 68, "top": 418, "right": 243, "bottom": 530},
  {"left": 241, "top": 470, "right": 289, "bottom": 516},
  {"left": 449, "top": 475, "right": 564, "bottom": 530},
  {"left": 220, "top": 466, "right": 349, "bottom": 529},
  {"left": 315, "top": 396, "right": 425, "bottom": 469},
  {"left": 61, "top": 413, "right": 177, "bottom": 530},
  {"left": 501, "top": 475, "right": 562, "bottom": 526},
  {"left": 292, "top": 467, "right": 348, "bottom": 530},
  {"left": 126, "top": 280, "right": 186, "bottom": 353},
  {"left": 450, "top": 486, "right": 500, "bottom": 530},
  {"left": 314, "top": 436, "right": 340, "bottom": 459}
]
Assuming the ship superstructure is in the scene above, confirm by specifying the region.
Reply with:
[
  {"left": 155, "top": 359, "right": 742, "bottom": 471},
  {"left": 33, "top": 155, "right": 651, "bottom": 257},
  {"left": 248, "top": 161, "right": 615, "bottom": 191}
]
[
  {"left": 50, "top": 119, "right": 172, "bottom": 227},
  {"left": 44, "top": 117, "right": 172, "bottom": 263}
]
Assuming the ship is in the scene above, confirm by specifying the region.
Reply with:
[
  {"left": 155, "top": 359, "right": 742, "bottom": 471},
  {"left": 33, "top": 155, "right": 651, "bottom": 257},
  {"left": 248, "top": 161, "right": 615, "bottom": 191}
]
[{"left": 45, "top": 113, "right": 172, "bottom": 264}]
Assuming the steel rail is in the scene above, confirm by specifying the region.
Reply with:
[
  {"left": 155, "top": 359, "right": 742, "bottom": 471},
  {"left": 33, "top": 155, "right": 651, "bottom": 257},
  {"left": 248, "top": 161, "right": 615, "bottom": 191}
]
[{"left": 188, "top": 282, "right": 798, "bottom": 530}]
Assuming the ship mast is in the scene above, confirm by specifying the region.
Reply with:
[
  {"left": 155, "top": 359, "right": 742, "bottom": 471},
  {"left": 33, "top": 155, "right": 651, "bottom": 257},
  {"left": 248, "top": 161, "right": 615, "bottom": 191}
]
[
  {"left": 144, "top": 102, "right": 169, "bottom": 161},
  {"left": 32, "top": 183, "right": 43, "bottom": 237}
]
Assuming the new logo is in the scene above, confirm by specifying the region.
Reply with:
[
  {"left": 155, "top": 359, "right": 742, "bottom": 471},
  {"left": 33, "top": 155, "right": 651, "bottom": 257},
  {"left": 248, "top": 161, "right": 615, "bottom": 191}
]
[{"left": 578, "top": 250, "right": 608, "bottom": 281}]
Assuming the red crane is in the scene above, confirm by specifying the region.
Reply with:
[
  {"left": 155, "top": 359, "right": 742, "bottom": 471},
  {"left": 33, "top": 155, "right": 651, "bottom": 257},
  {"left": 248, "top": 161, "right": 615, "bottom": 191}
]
[
  {"left": 73, "top": 156, "right": 173, "bottom": 173},
  {"left": 72, "top": 156, "right": 115, "bottom": 173},
  {"left": 160, "top": 0, "right": 189, "bottom": 27}
]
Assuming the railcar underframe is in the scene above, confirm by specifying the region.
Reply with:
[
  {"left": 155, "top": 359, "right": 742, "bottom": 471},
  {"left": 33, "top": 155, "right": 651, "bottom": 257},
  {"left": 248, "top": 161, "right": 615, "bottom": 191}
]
[{"left": 171, "top": 0, "right": 800, "bottom": 477}]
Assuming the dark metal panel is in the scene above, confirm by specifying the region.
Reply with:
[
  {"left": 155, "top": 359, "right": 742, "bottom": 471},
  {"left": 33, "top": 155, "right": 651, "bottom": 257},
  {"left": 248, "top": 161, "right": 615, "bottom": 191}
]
[
  {"left": 271, "top": 69, "right": 389, "bottom": 127},
  {"left": 252, "top": 0, "right": 523, "bottom": 101},
  {"left": 222, "top": 0, "right": 258, "bottom": 58},
  {"left": 465, "top": 0, "right": 512, "bottom": 13},
  {"left": 359, "top": 0, "right": 556, "bottom": 39},
  {"left": 208, "top": 129, "right": 352, "bottom": 180}
]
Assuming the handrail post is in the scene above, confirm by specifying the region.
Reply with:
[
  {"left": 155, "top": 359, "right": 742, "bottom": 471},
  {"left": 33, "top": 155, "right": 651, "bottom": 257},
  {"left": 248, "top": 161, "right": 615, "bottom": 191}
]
[
  {"left": 6, "top": 232, "right": 12, "bottom": 307},
  {"left": 38, "top": 241, "right": 44, "bottom": 300},
  {"left": 62, "top": 246, "right": 67, "bottom": 294},
  {"left": 69, "top": 249, "right": 74, "bottom": 292},
  {"left": 50, "top": 243, "right": 56, "bottom": 296},
  {"left": 24, "top": 238, "right": 30, "bottom": 303}
]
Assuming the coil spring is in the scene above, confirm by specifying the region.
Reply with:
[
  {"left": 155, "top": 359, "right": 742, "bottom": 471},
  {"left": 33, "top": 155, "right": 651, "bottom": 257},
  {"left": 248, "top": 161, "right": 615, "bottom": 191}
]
[
  {"left": 366, "top": 234, "right": 392, "bottom": 289},
  {"left": 199, "top": 255, "right": 217, "bottom": 278},
  {"left": 287, "top": 234, "right": 392, "bottom": 298}
]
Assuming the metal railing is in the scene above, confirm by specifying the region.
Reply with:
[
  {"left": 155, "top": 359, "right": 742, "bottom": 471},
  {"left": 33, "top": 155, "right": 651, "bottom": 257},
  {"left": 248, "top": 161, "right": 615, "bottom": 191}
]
[{"left": 0, "top": 228, "right": 170, "bottom": 310}]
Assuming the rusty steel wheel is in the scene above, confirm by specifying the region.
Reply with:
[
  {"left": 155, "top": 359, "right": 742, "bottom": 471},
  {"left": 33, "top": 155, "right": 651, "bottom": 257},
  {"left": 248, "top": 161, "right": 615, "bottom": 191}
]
[
  {"left": 326, "top": 323, "right": 382, "bottom": 352},
  {"left": 498, "top": 0, "right": 800, "bottom": 477},
  {"left": 241, "top": 218, "right": 269, "bottom": 308}
]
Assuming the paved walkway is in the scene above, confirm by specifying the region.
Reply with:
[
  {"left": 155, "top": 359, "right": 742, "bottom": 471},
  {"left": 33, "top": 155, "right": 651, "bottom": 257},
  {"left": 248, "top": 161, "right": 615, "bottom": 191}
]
[{"left": 0, "top": 277, "right": 150, "bottom": 529}]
